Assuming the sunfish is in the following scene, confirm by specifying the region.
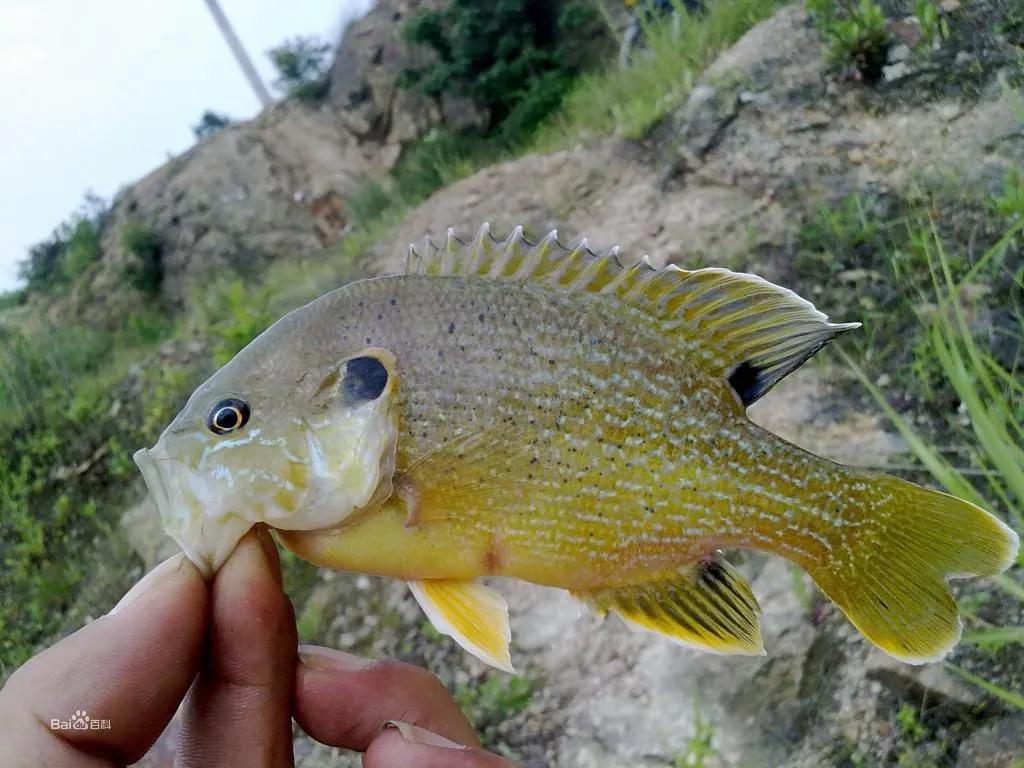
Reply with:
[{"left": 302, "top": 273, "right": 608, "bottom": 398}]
[{"left": 135, "top": 224, "right": 1018, "bottom": 671}]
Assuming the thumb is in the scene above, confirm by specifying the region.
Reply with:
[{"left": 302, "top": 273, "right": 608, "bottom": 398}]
[{"left": 0, "top": 553, "right": 208, "bottom": 766}]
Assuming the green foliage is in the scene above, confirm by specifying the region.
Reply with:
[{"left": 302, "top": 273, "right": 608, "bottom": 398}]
[
  {"left": 121, "top": 221, "right": 164, "bottom": 296},
  {"left": 946, "top": 664, "right": 1024, "bottom": 710},
  {"left": 347, "top": 129, "right": 502, "bottom": 236},
  {"left": 896, "top": 703, "right": 927, "bottom": 744},
  {"left": 846, "top": 216, "right": 1024, "bottom": 712},
  {"left": 992, "top": 166, "right": 1024, "bottom": 223},
  {"left": 18, "top": 194, "right": 107, "bottom": 294},
  {"left": 848, "top": 219, "right": 1024, "bottom": 531},
  {"left": 673, "top": 696, "right": 720, "bottom": 768},
  {"left": 536, "top": 0, "right": 783, "bottom": 143},
  {"left": 400, "top": 0, "right": 603, "bottom": 137},
  {"left": 193, "top": 110, "right": 232, "bottom": 140},
  {"left": 0, "top": 290, "right": 26, "bottom": 311},
  {"left": 194, "top": 279, "right": 275, "bottom": 366},
  {"left": 806, "top": 0, "right": 890, "bottom": 81},
  {"left": 914, "top": 0, "right": 948, "bottom": 49},
  {"left": 60, "top": 218, "right": 104, "bottom": 283},
  {"left": 797, "top": 195, "right": 882, "bottom": 273},
  {"left": 961, "top": 625, "right": 1024, "bottom": 650},
  {"left": 0, "top": 309, "right": 189, "bottom": 672},
  {"left": 455, "top": 674, "right": 534, "bottom": 728},
  {"left": 268, "top": 36, "right": 331, "bottom": 102}
]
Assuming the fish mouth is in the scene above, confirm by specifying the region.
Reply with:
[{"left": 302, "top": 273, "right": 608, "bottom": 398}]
[
  {"left": 133, "top": 444, "right": 251, "bottom": 577},
  {"left": 134, "top": 447, "right": 170, "bottom": 521}
]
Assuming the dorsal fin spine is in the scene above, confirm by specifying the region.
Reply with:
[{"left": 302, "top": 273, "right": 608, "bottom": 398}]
[
  {"left": 551, "top": 241, "right": 588, "bottom": 287},
  {"left": 516, "top": 230, "right": 558, "bottom": 280},
  {"left": 406, "top": 225, "right": 859, "bottom": 406}
]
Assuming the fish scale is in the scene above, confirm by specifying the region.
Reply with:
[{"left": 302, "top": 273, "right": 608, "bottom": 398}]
[
  {"left": 301, "top": 276, "right": 890, "bottom": 582},
  {"left": 137, "top": 224, "right": 1018, "bottom": 671}
]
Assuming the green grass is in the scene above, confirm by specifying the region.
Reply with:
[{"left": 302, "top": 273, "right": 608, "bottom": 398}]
[
  {"left": 846, "top": 210, "right": 1024, "bottom": 711},
  {"left": 0, "top": 318, "right": 198, "bottom": 673},
  {"left": 455, "top": 673, "right": 535, "bottom": 745},
  {"left": 846, "top": 218, "right": 1024, "bottom": 531},
  {"left": 535, "top": 0, "right": 784, "bottom": 144},
  {"left": 673, "top": 695, "right": 721, "bottom": 768}
]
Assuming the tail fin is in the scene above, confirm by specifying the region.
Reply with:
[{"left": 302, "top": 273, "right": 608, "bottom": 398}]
[{"left": 807, "top": 474, "right": 1019, "bottom": 663}]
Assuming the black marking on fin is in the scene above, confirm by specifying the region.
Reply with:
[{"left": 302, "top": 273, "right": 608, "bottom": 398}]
[
  {"left": 343, "top": 356, "right": 389, "bottom": 403},
  {"left": 728, "top": 360, "right": 763, "bottom": 407}
]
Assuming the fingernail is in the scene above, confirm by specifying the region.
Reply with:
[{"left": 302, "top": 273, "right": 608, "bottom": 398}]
[
  {"left": 254, "top": 524, "right": 282, "bottom": 583},
  {"left": 298, "top": 644, "right": 373, "bottom": 671},
  {"left": 229, "top": 528, "right": 282, "bottom": 586},
  {"left": 110, "top": 553, "right": 187, "bottom": 615},
  {"left": 384, "top": 720, "right": 468, "bottom": 750}
]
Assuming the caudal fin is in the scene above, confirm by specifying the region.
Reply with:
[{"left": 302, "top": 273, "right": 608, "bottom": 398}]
[{"left": 808, "top": 474, "right": 1019, "bottom": 663}]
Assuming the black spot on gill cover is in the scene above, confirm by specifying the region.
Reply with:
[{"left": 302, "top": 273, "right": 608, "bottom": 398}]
[
  {"left": 342, "top": 356, "right": 389, "bottom": 403},
  {"left": 728, "top": 360, "right": 764, "bottom": 407}
]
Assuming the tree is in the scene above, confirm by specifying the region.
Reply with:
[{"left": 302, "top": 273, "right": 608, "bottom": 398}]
[
  {"left": 267, "top": 36, "right": 332, "bottom": 102},
  {"left": 18, "top": 194, "right": 107, "bottom": 294},
  {"left": 398, "top": 0, "right": 604, "bottom": 138},
  {"left": 193, "top": 110, "right": 232, "bottom": 140}
]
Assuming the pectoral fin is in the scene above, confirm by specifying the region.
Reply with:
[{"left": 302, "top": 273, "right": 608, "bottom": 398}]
[
  {"left": 409, "top": 579, "right": 515, "bottom": 672},
  {"left": 574, "top": 558, "right": 764, "bottom": 655},
  {"left": 398, "top": 427, "right": 537, "bottom": 525}
]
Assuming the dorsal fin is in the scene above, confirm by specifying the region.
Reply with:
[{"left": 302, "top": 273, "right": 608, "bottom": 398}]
[{"left": 406, "top": 224, "right": 859, "bottom": 406}]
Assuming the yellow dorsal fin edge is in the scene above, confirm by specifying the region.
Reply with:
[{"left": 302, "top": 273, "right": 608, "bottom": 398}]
[{"left": 406, "top": 224, "right": 860, "bottom": 406}]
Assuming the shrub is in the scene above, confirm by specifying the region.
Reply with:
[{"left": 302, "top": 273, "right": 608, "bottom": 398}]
[
  {"left": 59, "top": 218, "right": 104, "bottom": 282},
  {"left": 992, "top": 166, "right": 1024, "bottom": 222},
  {"left": 914, "top": 0, "right": 948, "bottom": 49},
  {"left": 0, "top": 291, "right": 25, "bottom": 311},
  {"left": 18, "top": 194, "right": 108, "bottom": 294},
  {"left": 268, "top": 36, "right": 331, "bottom": 102},
  {"left": 192, "top": 278, "right": 275, "bottom": 366},
  {"left": 193, "top": 110, "right": 232, "bottom": 139},
  {"left": 399, "top": 0, "right": 604, "bottom": 140},
  {"left": 806, "top": 0, "right": 890, "bottom": 82},
  {"left": 121, "top": 221, "right": 164, "bottom": 295}
]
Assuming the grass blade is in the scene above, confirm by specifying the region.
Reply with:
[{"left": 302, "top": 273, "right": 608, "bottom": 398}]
[{"left": 946, "top": 663, "right": 1024, "bottom": 710}]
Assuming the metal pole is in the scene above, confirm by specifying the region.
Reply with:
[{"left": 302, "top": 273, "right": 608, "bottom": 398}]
[{"left": 202, "top": 0, "right": 273, "bottom": 108}]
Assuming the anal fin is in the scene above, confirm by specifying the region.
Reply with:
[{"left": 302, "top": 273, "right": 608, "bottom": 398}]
[
  {"left": 575, "top": 558, "right": 764, "bottom": 655},
  {"left": 410, "top": 579, "right": 515, "bottom": 672}
]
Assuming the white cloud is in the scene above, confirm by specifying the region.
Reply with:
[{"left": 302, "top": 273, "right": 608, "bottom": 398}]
[{"left": 0, "top": 0, "right": 373, "bottom": 290}]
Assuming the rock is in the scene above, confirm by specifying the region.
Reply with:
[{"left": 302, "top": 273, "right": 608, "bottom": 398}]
[
  {"left": 75, "top": 0, "right": 453, "bottom": 318},
  {"left": 888, "top": 43, "right": 912, "bottom": 63},
  {"left": 941, "top": 0, "right": 962, "bottom": 11},
  {"left": 936, "top": 101, "right": 963, "bottom": 122},
  {"left": 956, "top": 715, "right": 1024, "bottom": 767},
  {"left": 889, "top": 19, "right": 924, "bottom": 49},
  {"left": 884, "top": 61, "right": 912, "bottom": 82},
  {"left": 328, "top": 0, "right": 444, "bottom": 147}
]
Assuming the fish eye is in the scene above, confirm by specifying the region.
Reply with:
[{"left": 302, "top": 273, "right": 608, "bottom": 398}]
[
  {"left": 206, "top": 397, "right": 250, "bottom": 435},
  {"left": 342, "top": 355, "right": 389, "bottom": 404}
]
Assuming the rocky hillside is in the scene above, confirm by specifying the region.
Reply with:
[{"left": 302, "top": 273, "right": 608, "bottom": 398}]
[
  {"left": 7, "top": 1, "right": 1024, "bottom": 766},
  {"left": 59, "top": 0, "right": 445, "bottom": 318}
]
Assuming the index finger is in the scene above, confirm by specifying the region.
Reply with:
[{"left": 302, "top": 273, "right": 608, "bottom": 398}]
[
  {"left": 0, "top": 554, "right": 208, "bottom": 766},
  {"left": 294, "top": 645, "right": 481, "bottom": 751}
]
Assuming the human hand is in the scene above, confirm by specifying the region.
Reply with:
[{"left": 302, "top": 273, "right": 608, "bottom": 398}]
[{"left": 0, "top": 527, "right": 518, "bottom": 767}]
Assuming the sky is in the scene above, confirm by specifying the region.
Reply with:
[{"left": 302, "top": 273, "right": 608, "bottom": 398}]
[{"left": 0, "top": 0, "right": 374, "bottom": 291}]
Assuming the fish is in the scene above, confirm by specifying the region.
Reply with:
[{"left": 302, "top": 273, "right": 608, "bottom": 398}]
[{"left": 135, "top": 224, "right": 1019, "bottom": 672}]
